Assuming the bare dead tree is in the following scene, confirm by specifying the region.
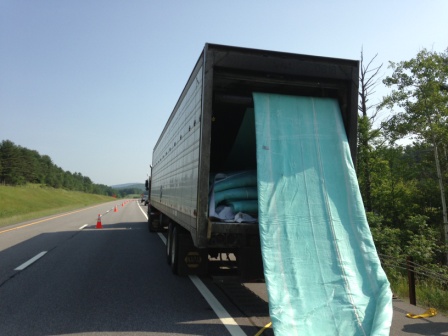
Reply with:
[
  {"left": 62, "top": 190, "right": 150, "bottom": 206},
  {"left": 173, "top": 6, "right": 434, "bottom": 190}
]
[
  {"left": 359, "top": 48, "right": 383, "bottom": 119},
  {"left": 358, "top": 48, "right": 383, "bottom": 212}
]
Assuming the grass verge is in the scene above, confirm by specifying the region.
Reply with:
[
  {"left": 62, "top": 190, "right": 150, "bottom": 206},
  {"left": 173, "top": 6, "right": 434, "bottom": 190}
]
[
  {"left": 0, "top": 184, "right": 115, "bottom": 228},
  {"left": 390, "top": 275, "right": 448, "bottom": 314}
]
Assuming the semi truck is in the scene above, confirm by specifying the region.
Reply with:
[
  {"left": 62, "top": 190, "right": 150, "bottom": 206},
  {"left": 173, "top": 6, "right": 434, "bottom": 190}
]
[{"left": 146, "top": 43, "right": 359, "bottom": 278}]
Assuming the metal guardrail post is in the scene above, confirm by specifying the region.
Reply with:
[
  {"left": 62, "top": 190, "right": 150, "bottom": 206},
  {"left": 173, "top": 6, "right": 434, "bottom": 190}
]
[{"left": 407, "top": 256, "right": 416, "bottom": 305}]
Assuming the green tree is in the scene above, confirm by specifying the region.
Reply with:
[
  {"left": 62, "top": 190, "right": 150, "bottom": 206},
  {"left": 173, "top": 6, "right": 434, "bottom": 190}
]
[
  {"left": 0, "top": 140, "right": 25, "bottom": 185},
  {"left": 402, "top": 215, "right": 443, "bottom": 265},
  {"left": 367, "top": 212, "right": 403, "bottom": 281},
  {"left": 369, "top": 146, "right": 422, "bottom": 227},
  {"left": 380, "top": 48, "right": 448, "bottom": 258},
  {"left": 0, "top": 139, "right": 114, "bottom": 196},
  {"left": 20, "top": 148, "right": 42, "bottom": 184}
]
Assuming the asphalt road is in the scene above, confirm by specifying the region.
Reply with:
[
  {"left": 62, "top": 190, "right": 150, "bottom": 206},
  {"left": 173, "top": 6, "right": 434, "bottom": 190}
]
[
  {"left": 2, "top": 200, "right": 448, "bottom": 336},
  {"left": 0, "top": 200, "right": 255, "bottom": 336}
]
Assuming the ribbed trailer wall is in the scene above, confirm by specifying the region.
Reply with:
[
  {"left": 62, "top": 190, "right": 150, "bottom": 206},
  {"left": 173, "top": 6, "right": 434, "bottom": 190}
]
[
  {"left": 150, "top": 57, "right": 204, "bottom": 244},
  {"left": 150, "top": 43, "right": 359, "bottom": 249}
]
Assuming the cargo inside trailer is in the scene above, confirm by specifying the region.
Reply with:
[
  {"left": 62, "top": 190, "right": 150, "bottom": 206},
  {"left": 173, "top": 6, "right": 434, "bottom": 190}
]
[
  {"left": 208, "top": 88, "right": 393, "bottom": 334},
  {"left": 208, "top": 96, "right": 258, "bottom": 221}
]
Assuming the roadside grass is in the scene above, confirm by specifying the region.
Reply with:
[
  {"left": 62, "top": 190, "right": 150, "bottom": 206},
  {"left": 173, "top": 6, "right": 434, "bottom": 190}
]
[
  {"left": 0, "top": 184, "right": 115, "bottom": 228},
  {"left": 128, "top": 193, "right": 143, "bottom": 199},
  {"left": 390, "top": 275, "right": 448, "bottom": 314}
]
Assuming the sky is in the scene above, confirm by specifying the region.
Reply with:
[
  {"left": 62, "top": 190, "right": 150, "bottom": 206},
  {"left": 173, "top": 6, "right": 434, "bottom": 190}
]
[{"left": 1, "top": 1, "right": 447, "bottom": 186}]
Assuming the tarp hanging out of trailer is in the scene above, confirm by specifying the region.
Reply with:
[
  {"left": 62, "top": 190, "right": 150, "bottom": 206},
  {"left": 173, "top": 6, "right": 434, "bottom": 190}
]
[{"left": 253, "top": 93, "right": 392, "bottom": 335}]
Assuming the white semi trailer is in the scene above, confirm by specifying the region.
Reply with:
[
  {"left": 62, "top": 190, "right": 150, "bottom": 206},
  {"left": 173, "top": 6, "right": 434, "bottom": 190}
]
[{"left": 146, "top": 44, "right": 359, "bottom": 278}]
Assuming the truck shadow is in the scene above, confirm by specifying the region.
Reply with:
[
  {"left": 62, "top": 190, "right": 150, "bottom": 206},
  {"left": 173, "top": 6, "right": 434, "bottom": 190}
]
[
  {"left": 402, "top": 322, "right": 448, "bottom": 335},
  {"left": 0, "top": 220, "right": 256, "bottom": 336}
]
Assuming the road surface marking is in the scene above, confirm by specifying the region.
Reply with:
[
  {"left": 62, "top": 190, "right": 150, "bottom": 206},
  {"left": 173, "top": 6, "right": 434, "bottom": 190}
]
[
  {"left": 157, "top": 232, "right": 167, "bottom": 244},
  {"left": 189, "top": 275, "right": 247, "bottom": 336},
  {"left": 136, "top": 203, "right": 246, "bottom": 335},
  {"left": 137, "top": 203, "right": 167, "bottom": 243},
  {"left": 137, "top": 202, "right": 148, "bottom": 218},
  {"left": 0, "top": 204, "right": 104, "bottom": 235},
  {"left": 15, "top": 251, "right": 47, "bottom": 271},
  {"left": 79, "top": 224, "right": 88, "bottom": 230}
]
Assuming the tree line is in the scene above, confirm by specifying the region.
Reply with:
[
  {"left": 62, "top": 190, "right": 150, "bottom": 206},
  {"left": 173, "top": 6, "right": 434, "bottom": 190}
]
[
  {"left": 358, "top": 47, "right": 448, "bottom": 275},
  {"left": 1, "top": 47, "right": 447, "bottom": 274},
  {"left": 0, "top": 140, "right": 124, "bottom": 196}
]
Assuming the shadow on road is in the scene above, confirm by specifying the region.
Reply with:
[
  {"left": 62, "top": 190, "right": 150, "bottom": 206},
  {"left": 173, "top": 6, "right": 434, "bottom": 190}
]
[{"left": 0, "top": 220, "right": 253, "bottom": 336}]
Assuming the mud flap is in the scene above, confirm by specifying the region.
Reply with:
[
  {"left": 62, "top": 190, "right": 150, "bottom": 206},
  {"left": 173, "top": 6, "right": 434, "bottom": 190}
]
[
  {"left": 173, "top": 228, "right": 208, "bottom": 276},
  {"left": 148, "top": 215, "right": 159, "bottom": 232},
  {"left": 238, "top": 245, "right": 264, "bottom": 282}
]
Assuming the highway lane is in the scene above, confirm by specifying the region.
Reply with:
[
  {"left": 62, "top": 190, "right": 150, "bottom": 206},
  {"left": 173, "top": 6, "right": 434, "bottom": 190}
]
[
  {"left": 2, "top": 200, "right": 446, "bottom": 335},
  {"left": 0, "top": 201, "right": 117, "bottom": 286},
  {"left": 0, "top": 200, "right": 254, "bottom": 336}
]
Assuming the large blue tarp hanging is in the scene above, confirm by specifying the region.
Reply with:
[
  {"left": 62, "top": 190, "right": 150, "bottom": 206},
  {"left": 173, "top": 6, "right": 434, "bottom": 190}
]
[{"left": 253, "top": 93, "right": 392, "bottom": 336}]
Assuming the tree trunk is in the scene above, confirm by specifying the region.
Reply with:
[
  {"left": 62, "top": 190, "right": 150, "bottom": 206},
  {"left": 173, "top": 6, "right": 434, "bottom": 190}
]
[
  {"left": 363, "top": 137, "right": 372, "bottom": 212},
  {"left": 434, "top": 144, "right": 448, "bottom": 261}
]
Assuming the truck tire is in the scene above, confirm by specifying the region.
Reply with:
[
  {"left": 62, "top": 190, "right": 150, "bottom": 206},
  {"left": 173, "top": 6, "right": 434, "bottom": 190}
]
[
  {"left": 147, "top": 206, "right": 151, "bottom": 232},
  {"left": 148, "top": 216, "right": 153, "bottom": 232},
  {"left": 166, "top": 222, "right": 174, "bottom": 265},
  {"left": 170, "top": 226, "right": 179, "bottom": 274},
  {"left": 149, "top": 213, "right": 160, "bottom": 232},
  {"left": 170, "top": 226, "right": 208, "bottom": 276},
  {"left": 149, "top": 216, "right": 156, "bottom": 232}
]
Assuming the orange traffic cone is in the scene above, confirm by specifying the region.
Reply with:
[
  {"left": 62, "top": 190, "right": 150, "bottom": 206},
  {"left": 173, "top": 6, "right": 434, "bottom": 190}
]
[
  {"left": 114, "top": 205, "right": 118, "bottom": 212},
  {"left": 96, "top": 214, "right": 103, "bottom": 229}
]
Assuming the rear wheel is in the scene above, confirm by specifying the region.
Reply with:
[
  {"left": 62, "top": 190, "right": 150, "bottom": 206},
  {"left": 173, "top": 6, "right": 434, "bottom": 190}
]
[
  {"left": 166, "top": 222, "right": 174, "bottom": 265},
  {"left": 170, "top": 226, "right": 179, "bottom": 274},
  {"left": 149, "top": 212, "right": 160, "bottom": 232},
  {"left": 147, "top": 215, "right": 152, "bottom": 232},
  {"left": 169, "top": 226, "right": 208, "bottom": 276}
]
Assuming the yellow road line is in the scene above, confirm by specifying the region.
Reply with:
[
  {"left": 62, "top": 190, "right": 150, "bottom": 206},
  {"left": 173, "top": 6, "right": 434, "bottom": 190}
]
[
  {"left": 254, "top": 322, "right": 272, "bottom": 336},
  {"left": 0, "top": 204, "right": 102, "bottom": 235}
]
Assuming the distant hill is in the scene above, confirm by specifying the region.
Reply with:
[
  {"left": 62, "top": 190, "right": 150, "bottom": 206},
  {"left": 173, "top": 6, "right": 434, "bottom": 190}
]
[{"left": 111, "top": 183, "right": 145, "bottom": 191}]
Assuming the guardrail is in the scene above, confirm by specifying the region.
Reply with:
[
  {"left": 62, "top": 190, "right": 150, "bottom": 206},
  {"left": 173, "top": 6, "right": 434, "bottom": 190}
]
[{"left": 379, "top": 253, "right": 448, "bottom": 306}]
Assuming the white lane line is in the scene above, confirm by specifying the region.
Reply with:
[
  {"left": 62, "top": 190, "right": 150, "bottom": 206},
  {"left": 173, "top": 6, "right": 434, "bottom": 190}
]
[
  {"left": 135, "top": 201, "right": 244, "bottom": 334},
  {"left": 79, "top": 224, "right": 88, "bottom": 230},
  {"left": 137, "top": 202, "right": 148, "bottom": 219},
  {"left": 157, "top": 233, "right": 167, "bottom": 244},
  {"left": 189, "top": 275, "right": 247, "bottom": 336},
  {"left": 138, "top": 202, "right": 246, "bottom": 336},
  {"left": 15, "top": 251, "right": 48, "bottom": 271}
]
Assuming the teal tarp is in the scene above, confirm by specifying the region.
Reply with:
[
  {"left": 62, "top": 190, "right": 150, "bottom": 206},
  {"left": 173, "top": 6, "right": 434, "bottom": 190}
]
[{"left": 253, "top": 93, "right": 392, "bottom": 336}]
